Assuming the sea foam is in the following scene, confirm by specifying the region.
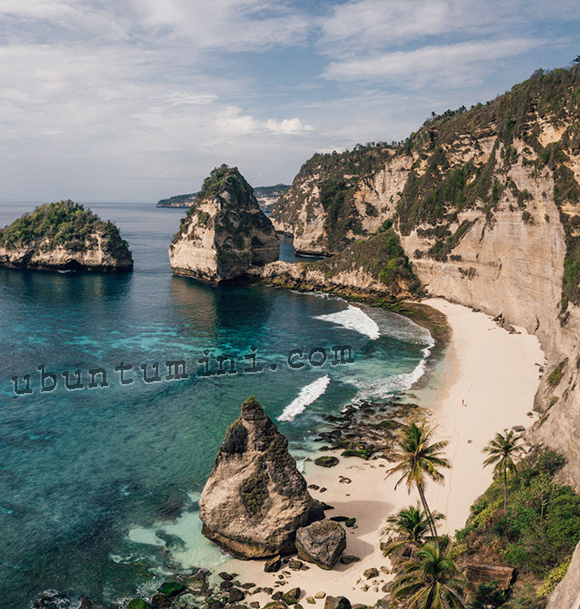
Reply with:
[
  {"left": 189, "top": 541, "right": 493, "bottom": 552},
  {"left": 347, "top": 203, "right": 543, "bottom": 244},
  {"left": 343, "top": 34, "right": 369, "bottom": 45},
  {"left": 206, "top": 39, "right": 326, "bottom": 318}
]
[
  {"left": 315, "top": 305, "right": 380, "bottom": 340},
  {"left": 277, "top": 375, "right": 331, "bottom": 422}
]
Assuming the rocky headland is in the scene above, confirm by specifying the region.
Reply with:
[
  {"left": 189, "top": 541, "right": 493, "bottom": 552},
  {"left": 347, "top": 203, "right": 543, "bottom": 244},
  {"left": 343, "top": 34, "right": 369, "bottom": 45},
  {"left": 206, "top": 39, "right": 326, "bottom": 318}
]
[
  {"left": 0, "top": 200, "right": 133, "bottom": 272},
  {"left": 169, "top": 165, "right": 279, "bottom": 283}
]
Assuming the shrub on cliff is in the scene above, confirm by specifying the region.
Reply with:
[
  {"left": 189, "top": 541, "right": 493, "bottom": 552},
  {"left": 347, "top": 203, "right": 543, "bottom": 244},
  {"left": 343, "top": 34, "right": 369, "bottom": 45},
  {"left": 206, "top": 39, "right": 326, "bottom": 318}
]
[{"left": 0, "top": 200, "right": 130, "bottom": 256}]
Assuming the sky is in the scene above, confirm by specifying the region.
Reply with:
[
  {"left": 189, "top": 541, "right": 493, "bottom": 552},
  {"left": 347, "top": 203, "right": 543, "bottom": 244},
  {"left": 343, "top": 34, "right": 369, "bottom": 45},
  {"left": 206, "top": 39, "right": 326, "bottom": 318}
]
[{"left": 0, "top": 0, "right": 579, "bottom": 203}]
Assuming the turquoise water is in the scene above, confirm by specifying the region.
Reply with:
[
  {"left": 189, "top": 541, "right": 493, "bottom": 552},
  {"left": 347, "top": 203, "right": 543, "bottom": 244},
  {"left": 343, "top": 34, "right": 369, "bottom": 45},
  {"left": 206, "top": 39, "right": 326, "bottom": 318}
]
[{"left": 0, "top": 202, "right": 432, "bottom": 608}]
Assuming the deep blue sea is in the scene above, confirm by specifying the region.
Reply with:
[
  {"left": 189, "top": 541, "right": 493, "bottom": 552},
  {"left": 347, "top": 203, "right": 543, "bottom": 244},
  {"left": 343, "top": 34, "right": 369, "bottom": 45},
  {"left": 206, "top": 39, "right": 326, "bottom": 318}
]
[{"left": 0, "top": 201, "right": 433, "bottom": 608}]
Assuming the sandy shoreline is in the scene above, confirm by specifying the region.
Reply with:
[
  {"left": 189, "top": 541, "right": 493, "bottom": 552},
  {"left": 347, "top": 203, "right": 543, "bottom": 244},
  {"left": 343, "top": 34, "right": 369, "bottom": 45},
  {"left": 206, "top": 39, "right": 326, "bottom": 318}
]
[{"left": 219, "top": 298, "right": 544, "bottom": 603}]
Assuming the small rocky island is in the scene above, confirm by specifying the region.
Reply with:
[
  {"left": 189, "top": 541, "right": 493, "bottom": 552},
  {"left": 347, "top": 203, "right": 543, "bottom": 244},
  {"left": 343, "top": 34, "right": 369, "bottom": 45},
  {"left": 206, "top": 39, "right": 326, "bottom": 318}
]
[
  {"left": 199, "top": 397, "right": 350, "bottom": 563},
  {"left": 0, "top": 200, "right": 133, "bottom": 272},
  {"left": 169, "top": 165, "right": 279, "bottom": 283}
]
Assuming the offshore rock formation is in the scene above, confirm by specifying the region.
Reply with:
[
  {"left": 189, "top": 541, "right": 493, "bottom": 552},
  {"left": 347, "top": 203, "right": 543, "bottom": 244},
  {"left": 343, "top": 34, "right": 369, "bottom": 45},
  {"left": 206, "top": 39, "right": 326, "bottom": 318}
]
[
  {"left": 168, "top": 165, "right": 279, "bottom": 283},
  {"left": 199, "top": 397, "right": 323, "bottom": 558},
  {"left": 0, "top": 200, "right": 133, "bottom": 271}
]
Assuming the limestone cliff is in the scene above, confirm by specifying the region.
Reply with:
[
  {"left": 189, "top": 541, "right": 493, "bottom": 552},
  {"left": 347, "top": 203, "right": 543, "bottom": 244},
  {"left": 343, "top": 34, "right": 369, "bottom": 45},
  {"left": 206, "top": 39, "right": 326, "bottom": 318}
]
[
  {"left": 199, "top": 396, "right": 323, "bottom": 558},
  {"left": 169, "top": 165, "right": 279, "bottom": 283},
  {"left": 0, "top": 200, "right": 133, "bottom": 272},
  {"left": 248, "top": 225, "right": 421, "bottom": 301},
  {"left": 271, "top": 66, "right": 580, "bottom": 489},
  {"left": 269, "top": 66, "right": 580, "bottom": 605}
]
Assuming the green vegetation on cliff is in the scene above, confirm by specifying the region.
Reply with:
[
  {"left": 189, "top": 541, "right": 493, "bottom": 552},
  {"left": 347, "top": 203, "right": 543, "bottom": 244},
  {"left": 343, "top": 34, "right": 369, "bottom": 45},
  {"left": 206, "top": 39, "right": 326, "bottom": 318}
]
[
  {"left": 0, "top": 200, "right": 130, "bottom": 256},
  {"left": 274, "top": 64, "right": 580, "bottom": 311},
  {"left": 172, "top": 164, "right": 272, "bottom": 245},
  {"left": 314, "top": 220, "right": 421, "bottom": 294},
  {"left": 456, "top": 450, "right": 580, "bottom": 607},
  {"left": 272, "top": 145, "right": 394, "bottom": 251}
]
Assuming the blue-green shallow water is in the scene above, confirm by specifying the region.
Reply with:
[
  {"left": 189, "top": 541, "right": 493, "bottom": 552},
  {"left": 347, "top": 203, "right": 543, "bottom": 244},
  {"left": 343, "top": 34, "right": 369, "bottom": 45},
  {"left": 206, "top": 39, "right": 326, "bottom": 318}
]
[{"left": 0, "top": 201, "right": 432, "bottom": 608}]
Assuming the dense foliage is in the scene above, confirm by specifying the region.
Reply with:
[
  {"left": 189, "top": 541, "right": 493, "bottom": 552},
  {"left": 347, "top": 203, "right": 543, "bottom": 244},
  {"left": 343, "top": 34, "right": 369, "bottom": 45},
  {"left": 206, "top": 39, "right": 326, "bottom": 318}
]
[
  {"left": 0, "top": 200, "right": 130, "bottom": 255},
  {"left": 314, "top": 222, "right": 422, "bottom": 295},
  {"left": 456, "top": 451, "right": 579, "bottom": 605}
]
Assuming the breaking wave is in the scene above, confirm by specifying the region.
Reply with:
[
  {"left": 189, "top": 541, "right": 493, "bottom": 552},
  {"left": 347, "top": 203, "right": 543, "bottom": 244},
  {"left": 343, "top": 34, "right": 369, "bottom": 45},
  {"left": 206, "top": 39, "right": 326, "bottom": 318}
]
[{"left": 277, "top": 375, "right": 331, "bottom": 422}]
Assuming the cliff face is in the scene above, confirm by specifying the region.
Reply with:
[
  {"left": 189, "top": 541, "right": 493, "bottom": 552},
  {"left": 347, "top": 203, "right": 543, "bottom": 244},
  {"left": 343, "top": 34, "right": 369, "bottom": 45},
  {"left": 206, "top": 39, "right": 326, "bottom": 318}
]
[
  {"left": 199, "top": 397, "right": 323, "bottom": 558},
  {"left": 270, "top": 67, "right": 580, "bottom": 491},
  {"left": 169, "top": 165, "right": 279, "bottom": 283},
  {"left": 249, "top": 225, "right": 422, "bottom": 301},
  {"left": 0, "top": 200, "right": 133, "bottom": 271}
]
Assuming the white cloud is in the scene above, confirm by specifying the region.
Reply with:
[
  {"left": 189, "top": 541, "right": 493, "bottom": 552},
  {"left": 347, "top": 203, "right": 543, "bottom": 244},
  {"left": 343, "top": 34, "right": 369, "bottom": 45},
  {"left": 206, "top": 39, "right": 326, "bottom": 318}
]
[
  {"left": 320, "top": 0, "right": 452, "bottom": 54},
  {"left": 215, "top": 107, "right": 314, "bottom": 136},
  {"left": 265, "top": 118, "right": 314, "bottom": 134},
  {"left": 323, "top": 38, "right": 540, "bottom": 87},
  {"left": 131, "top": 0, "right": 311, "bottom": 51}
]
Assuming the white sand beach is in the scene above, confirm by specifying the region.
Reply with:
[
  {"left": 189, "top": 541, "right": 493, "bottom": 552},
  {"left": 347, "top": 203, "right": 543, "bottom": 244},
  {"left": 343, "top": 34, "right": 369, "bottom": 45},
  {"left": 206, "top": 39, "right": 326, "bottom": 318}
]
[{"left": 219, "top": 299, "right": 544, "bottom": 604}]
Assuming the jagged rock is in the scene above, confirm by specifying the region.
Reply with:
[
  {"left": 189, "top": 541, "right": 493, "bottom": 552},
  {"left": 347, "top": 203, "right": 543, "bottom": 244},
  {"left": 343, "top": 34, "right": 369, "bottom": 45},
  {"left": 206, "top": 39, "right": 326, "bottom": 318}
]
[
  {"left": 228, "top": 589, "right": 245, "bottom": 603},
  {"left": 281, "top": 588, "right": 301, "bottom": 604},
  {"left": 363, "top": 568, "right": 378, "bottom": 580},
  {"left": 220, "top": 581, "right": 234, "bottom": 590},
  {"left": 314, "top": 456, "right": 339, "bottom": 468},
  {"left": 288, "top": 559, "right": 303, "bottom": 570},
  {"left": 169, "top": 165, "right": 279, "bottom": 284},
  {"left": 305, "top": 598, "right": 315, "bottom": 605},
  {"left": 264, "top": 555, "right": 281, "bottom": 572},
  {"left": 314, "top": 592, "right": 326, "bottom": 599},
  {"left": 324, "top": 597, "right": 351, "bottom": 609},
  {"left": 0, "top": 200, "right": 133, "bottom": 272},
  {"left": 219, "top": 572, "right": 234, "bottom": 581},
  {"left": 151, "top": 593, "right": 172, "bottom": 607},
  {"left": 295, "top": 520, "right": 347, "bottom": 570},
  {"left": 200, "top": 397, "right": 323, "bottom": 558}
]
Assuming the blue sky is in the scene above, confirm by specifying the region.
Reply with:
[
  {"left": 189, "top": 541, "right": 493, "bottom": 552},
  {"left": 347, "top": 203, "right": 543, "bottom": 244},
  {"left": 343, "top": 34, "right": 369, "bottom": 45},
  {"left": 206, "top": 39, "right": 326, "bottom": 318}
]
[{"left": 0, "top": 0, "right": 579, "bottom": 203}]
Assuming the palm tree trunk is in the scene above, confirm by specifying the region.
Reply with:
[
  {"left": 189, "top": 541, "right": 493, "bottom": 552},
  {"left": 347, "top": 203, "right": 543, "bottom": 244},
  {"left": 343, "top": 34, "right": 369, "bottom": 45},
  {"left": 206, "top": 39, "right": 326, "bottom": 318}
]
[
  {"left": 503, "top": 464, "right": 508, "bottom": 510},
  {"left": 417, "top": 484, "right": 438, "bottom": 538}
]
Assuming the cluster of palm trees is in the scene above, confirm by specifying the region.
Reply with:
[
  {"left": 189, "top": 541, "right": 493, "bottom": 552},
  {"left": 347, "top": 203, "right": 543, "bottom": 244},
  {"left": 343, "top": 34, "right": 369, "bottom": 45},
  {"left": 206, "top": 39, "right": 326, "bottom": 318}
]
[{"left": 382, "top": 422, "right": 525, "bottom": 609}]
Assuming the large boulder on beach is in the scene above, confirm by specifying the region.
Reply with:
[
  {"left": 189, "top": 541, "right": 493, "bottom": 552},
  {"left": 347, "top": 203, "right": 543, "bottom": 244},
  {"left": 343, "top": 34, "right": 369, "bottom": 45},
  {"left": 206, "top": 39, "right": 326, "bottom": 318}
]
[
  {"left": 199, "top": 396, "right": 324, "bottom": 558},
  {"left": 295, "top": 519, "right": 347, "bottom": 569},
  {"left": 169, "top": 165, "right": 279, "bottom": 284}
]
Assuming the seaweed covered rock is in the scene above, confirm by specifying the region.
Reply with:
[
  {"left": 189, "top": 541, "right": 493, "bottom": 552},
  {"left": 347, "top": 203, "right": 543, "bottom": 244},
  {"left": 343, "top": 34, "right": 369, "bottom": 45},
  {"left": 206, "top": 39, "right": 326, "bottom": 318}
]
[
  {"left": 169, "top": 165, "right": 279, "bottom": 283},
  {"left": 199, "top": 396, "right": 323, "bottom": 558},
  {"left": 0, "top": 200, "right": 133, "bottom": 272},
  {"left": 295, "top": 519, "right": 346, "bottom": 569}
]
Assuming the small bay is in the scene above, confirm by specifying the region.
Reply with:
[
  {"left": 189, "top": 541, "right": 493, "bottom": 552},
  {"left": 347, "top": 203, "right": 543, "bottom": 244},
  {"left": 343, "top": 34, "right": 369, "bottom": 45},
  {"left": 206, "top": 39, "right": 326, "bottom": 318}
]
[{"left": 0, "top": 201, "right": 431, "bottom": 608}]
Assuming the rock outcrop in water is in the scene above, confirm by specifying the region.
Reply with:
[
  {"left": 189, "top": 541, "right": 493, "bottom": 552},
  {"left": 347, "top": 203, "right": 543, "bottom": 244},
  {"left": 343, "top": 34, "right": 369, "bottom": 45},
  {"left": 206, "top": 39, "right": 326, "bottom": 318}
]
[
  {"left": 0, "top": 200, "right": 133, "bottom": 272},
  {"left": 168, "top": 165, "right": 279, "bottom": 283},
  {"left": 199, "top": 396, "right": 324, "bottom": 558}
]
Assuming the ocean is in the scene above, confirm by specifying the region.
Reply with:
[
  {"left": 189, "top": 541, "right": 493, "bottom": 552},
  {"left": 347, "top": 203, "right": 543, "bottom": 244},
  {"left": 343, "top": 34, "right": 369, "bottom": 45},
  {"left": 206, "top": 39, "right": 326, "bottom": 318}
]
[{"left": 0, "top": 201, "right": 433, "bottom": 608}]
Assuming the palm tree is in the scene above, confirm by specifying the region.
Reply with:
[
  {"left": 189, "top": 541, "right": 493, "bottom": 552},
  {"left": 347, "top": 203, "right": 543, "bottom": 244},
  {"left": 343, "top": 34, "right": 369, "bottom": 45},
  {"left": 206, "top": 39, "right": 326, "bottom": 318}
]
[
  {"left": 482, "top": 429, "right": 526, "bottom": 510},
  {"left": 391, "top": 541, "right": 466, "bottom": 609},
  {"left": 386, "top": 422, "right": 450, "bottom": 537},
  {"left": 383, "top": 504, "right": 445, "bottom": 557}
]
